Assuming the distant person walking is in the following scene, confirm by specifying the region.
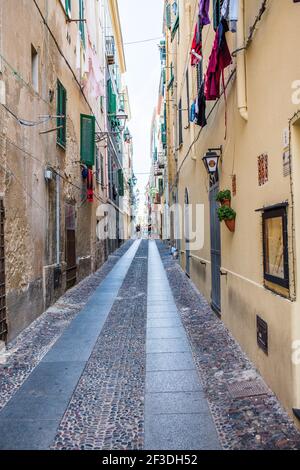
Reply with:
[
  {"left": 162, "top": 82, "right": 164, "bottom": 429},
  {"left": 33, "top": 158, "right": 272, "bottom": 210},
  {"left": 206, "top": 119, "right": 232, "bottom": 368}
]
[
  {"left": 136, "top": 224, "right": 141, "bottom": 239},
  {"left": 148, "top": 223, "right": 152, "bottom": 239}
]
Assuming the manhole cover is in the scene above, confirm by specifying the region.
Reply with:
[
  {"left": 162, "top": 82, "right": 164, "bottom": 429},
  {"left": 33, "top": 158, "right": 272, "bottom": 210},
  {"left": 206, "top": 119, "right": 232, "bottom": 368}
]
[{"left": 227, "top": 379, "right": 271, "bottom": 399}]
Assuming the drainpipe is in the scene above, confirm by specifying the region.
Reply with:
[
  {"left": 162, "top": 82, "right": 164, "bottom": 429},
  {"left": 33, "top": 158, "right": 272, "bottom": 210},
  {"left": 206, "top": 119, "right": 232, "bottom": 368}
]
[
  {"left": 237, "top": 0, "right": 248, "bottom": 121},
  {"left": 56, "top": 173, "right": 60, "bottom": 266}
]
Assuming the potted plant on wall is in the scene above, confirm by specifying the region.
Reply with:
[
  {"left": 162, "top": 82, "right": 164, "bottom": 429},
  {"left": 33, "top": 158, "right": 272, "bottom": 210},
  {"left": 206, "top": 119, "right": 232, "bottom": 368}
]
[
  {"left": 216, "top": 189, "right": 231, "bottom": 207},
  {"left": 217, "top": 206, "right": 236, "bottom": 232}
]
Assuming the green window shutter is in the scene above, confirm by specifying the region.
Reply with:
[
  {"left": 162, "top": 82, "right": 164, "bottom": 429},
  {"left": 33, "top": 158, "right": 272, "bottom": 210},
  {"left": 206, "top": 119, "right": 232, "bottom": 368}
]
[
  {"left": 57, "top": 80, "right": 66, "bottom": 148},
  {"left": 107, "top": 80, "right": 117, "bottom": 116},
  {"left": 166, "top": 4, "right": 171, "bottom": 29},
  {"left": 79, "top": 0, "right": 85, "bottom": 47},
  {"left": 80, "top": 114, "right": 95, "bottom": 166},
  {"left": 171, "top": 14, "right": 179, "bottom": 41},
  {"left": 118, "top": 169, "right": 124, "bottom": 196},
  {"left": 161, "top": 123, "right": 167, "bottom": 146},
  {"left": 65, "top": 0, "right": 71, "bottom": 17}
]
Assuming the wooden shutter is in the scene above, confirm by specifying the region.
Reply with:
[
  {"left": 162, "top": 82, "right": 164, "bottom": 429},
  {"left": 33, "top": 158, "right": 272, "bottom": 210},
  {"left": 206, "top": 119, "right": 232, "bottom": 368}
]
[
  {"left": 65, "top": 0, "right": 71, "bottom": 17},
  {"left": 178, "top": 98, "right": 183, "bottom": 146},
  {"left": 118, "top": 169, "right": 124, "bottom": 197},
  {"left": 107, "top": 80, "right": 117, "bottom": 116},
  {"left": 79, "top": 0, "right": 85, "bottom": 46},
  {"left": 0, "top": 200, "right": 7, "bottom": 343},
  {"left": 80, "top": 114, "right": 95, "bottom": 167},
  {"left": 57, "top": 80, "right": 66, "bottom": 148}
]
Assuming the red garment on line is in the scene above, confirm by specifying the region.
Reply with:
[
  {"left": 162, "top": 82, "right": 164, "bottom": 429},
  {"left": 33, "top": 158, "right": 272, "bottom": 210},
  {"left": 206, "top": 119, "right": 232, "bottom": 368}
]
[
  {"left": 190, "top": 23, "right": 202, "bottom": 67},
  {"left": 205, "top": 28, "right": 232, "bottom": 101},
  {"left": 87, "top": 169, "right": 94, "bottom": 203}
]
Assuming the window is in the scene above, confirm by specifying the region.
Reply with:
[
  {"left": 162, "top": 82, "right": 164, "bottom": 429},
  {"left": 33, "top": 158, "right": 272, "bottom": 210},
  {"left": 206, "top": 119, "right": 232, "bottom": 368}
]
[
  {"left": 213, "top": 0, "right": 221, "bottom": 31},
  {"left": 96, "top": 150, "right": 104, "bottom": 186},
  {"left": 167, "top": 63, "right": 175, "bottom": 92},
  {"left": 57, "top": 80, "right": 66, "bottom": 148},
  {"left": 79, "top": 0, "right": 85, "bottom": 47},
  {"left": 80, "top": 114, "right": 95, "bottom": 167},
  {"left": 186, "top": 69, "right": 190, "bottom": 126},
  {"left": 118, "top": 169, "right": 124, "bottom": 197},
  {"left": 178, "top": 98, "right": 183, "bottom": 146},
  {"left": 31, "top": 45, "right": 39, "bottom": 93},
  {"left": 263, "top": 206, "right": 289, "bottom": 289},
  {"left": 166, "top": 3, "right": 172, "bottom": 29}
]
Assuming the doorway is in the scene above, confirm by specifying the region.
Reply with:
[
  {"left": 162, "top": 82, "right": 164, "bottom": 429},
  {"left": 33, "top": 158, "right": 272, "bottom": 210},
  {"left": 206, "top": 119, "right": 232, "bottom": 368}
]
[
  {"left": 209, "top": 180, "right": 221, "bottom": 314},
  {"left": 65, "top": 203, "right": 77, "bottom": 290},
  {"left": 184, "top": 188, "right": 190, "bottom": 277},
  {"left": 0, "top": 199, "right": 7, "bottom": 343}
]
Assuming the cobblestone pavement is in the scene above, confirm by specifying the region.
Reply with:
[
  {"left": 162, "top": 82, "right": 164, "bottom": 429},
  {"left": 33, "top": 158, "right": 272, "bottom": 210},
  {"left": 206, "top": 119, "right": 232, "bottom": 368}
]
[
  {"left": 52, "top": 241, "right": 148, "bottom": 450},
  {"left": 1, "top": 239, "right": 300, "bottom": 450},
  {"left": 0, "top": 241, "right": 133, "bottom": 413},
  {"left": 156, "top": 241, "right": 300, "bottom": 450}
]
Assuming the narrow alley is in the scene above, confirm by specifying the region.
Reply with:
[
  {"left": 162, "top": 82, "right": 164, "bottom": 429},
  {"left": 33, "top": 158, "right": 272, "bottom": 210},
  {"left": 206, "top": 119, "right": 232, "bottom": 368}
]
[{"left": 0, "top": 240, "right": 299, "bottom": 451}]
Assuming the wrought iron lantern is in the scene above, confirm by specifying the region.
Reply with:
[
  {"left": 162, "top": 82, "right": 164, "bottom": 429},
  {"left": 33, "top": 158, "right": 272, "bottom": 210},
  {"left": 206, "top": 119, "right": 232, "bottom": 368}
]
[{"left": 202, "top": 148, "right": 222, "bottom": 175}]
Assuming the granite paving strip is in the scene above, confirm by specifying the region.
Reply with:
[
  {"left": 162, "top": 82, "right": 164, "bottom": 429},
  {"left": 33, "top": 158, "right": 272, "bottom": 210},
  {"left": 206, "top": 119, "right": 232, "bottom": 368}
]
[
  {"left": 0, "top": 241, "right": 140, "bottom": 450},
  {"left": 156, "top": 241, "right": 300, "bottom": 450},
  {"left": 0, "top": 240, "right": 134, "bottom": 413},
  {"left": 52, "top": 240, "right": 149, "bottom": 450},
  {"left": 145, "top": 241, "right": 221, "bottom": 451}
]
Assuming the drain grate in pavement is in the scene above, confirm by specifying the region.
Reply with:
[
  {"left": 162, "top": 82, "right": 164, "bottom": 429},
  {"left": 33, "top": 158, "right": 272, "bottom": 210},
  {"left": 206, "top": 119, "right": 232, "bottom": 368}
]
[{"left": 227, "top": 379, "right": 271, "bottom": 399}]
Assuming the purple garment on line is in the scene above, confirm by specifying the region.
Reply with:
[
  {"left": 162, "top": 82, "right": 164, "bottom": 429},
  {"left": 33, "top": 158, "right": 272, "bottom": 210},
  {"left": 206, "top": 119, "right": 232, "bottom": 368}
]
[{"left": 199, "top": 0, "right": 210, "bottom": 26}]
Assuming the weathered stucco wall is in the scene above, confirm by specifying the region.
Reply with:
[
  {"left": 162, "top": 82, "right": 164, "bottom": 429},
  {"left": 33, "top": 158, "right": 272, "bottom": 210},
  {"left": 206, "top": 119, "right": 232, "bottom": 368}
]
[{"left": 0, "top": 0, "right": 109, "bottom": 340}]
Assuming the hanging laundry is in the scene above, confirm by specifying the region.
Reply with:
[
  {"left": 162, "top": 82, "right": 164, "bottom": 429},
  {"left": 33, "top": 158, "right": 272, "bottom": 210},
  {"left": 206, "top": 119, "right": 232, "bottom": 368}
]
[
  {"left": 190, "top": 101, "right": 196, "bottom": 122},
  {"left": 199, "top": 0, "right": 211, "bottom": 26},
  {"left": 191, "top": 23, "right": 202, "bottom": 66},
  {"left": 87, "top": 169, "right": 94, "bottom": 203},
  {"left": 195, "top": 82, "right": 207, "bottom": 127},
  {"left": 221, "top": 0, "right": 239, "bottom": 33},
  {"left": 205, "top": 20, "right": 232, "bottom": 101}
]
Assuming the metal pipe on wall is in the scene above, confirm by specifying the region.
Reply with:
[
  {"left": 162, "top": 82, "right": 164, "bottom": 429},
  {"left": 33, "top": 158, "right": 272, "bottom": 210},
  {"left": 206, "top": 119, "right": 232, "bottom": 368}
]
[
  {"left": 56, "top": 173, "right": 60, "bottom": 266},
  {"left": 237, "top": 0, "right": 248, "bottom": 121}
]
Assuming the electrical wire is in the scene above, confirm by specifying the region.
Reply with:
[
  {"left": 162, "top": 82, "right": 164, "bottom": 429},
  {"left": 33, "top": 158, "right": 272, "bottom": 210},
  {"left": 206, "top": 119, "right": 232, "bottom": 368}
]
[
  {"left": 0, "top": 162, "right": 47, "bottom": 213},
  {"left": 1, "top": 104, "right": 56, "bottom": 127},
  {"left": 124, "top": 36, "right": 163, "bottom": 46}
]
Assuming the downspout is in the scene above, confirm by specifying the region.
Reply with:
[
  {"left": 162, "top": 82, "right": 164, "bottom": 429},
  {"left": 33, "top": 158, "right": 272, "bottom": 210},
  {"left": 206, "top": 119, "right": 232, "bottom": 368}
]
[
  {"left": 237, "top": 0, "right": 248, "bottom": 121},
  {"left": 56, "top": 173, "right": 60, "bottom": 266}
]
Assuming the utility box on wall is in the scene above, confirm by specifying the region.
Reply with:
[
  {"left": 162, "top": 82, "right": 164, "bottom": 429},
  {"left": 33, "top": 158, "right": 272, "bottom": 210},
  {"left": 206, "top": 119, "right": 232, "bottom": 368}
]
[{"left": 257, "top": 315, "right": 268, "bottom": 355}]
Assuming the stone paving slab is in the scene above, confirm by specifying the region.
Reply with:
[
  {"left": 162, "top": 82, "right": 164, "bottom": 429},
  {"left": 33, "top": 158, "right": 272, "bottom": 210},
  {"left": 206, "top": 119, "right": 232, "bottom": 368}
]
[
  {"left": 146, "top": 327, "right": 186, "bottom": 339},
  {"left": 147, "top": 318, "right": 183, "bottom": 328},
  {"left": 145, "top": 413, "right": 221, "bottom": 451},
  {"left": 145, "top": 391, "right": 208, "bottom": 415},
  {"left": 146, "top": 370, "right": 202, "bottom": 393},
  {"left": 146, "top": 352, "right": 196, "bottom": 371},
  {"left": 146, "top": 338, "right": 190, "bottom": 353}
]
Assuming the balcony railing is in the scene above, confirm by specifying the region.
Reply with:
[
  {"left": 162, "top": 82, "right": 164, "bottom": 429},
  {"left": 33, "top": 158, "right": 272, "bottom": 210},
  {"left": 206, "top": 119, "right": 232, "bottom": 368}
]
[
  {"left": 158, "top": 152, "right": 166, "bottom": 169},
  {"left": 106, "top": 36, "right": 115, "bottom": 65}
]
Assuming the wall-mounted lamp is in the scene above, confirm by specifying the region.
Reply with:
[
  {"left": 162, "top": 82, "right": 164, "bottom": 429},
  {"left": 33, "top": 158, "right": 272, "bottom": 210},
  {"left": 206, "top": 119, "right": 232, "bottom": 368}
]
[{"left": 202, "top": 147, "right": 222, "bottom": 175}]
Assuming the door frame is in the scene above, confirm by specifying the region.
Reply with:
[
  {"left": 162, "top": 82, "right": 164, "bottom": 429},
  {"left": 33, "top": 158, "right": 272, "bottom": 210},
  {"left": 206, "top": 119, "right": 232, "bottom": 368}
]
[
  {"left": 184, "top": 188, "right": 190, "bottom": 277},
  {"left": 209, "top": 178, "right": 221, "bottom": 315}
]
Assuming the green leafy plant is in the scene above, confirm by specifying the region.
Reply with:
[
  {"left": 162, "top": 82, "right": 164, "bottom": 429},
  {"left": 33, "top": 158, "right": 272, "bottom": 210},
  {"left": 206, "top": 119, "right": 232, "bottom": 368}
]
[
  {"left": 217, "top": 206, "right": 236, "bottom": 222},
  {"left": 216, "top": 189, "right": 231, "bottom": 203}
]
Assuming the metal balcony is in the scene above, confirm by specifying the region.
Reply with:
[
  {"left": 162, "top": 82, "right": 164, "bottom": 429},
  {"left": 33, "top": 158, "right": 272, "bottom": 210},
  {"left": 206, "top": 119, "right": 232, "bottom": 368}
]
[{"left": 106, "top": 36, "right": 115, "bottom": 65}]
